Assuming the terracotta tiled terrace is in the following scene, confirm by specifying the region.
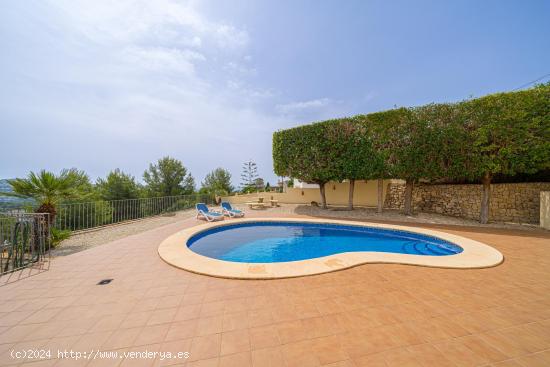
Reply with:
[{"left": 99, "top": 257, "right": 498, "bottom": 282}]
[{"left": 1, "top": 212, "right": 549, "bottom": 367}]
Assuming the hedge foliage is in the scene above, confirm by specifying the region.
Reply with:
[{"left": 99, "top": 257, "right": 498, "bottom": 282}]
[{"left": 273, "top": 84, "right": 550, "bottom": 218}]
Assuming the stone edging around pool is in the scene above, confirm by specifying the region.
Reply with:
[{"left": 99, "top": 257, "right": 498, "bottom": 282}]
[{"left": 158, "top": 218, "right": 504, "bottom": 279}]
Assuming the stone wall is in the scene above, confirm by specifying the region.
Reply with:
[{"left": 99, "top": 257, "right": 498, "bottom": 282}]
[
  {"left": 384, "top": 182, "right": 550, "bottom": 224},
  {"left": 541, "top": 192, "right": 550, "bottom": 230}
]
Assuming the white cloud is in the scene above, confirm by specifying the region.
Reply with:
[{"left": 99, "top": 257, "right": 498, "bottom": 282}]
[
  {"left": 224, "top": 61, "right": 257, "bottom": 76},
  {"left": 118, "top": 46, "right": 205, "bottom": 75},
  {"left": 190, "top": 36, "right": 202, "bottom": 47},
  {"left": 1, "top": 0, "right": 356, "bottom": 187},
  {"left": 213, "top": 24, "right": 249, "bottom": 49},
  {"left": 275, "top": 98, "right": 332, "bottom": 114},
  {"left": 0, "top": 0, "right": 281, "bottom": 185},
  {"left": 50, "top": 0, "right": 249, "bottom": 49}
]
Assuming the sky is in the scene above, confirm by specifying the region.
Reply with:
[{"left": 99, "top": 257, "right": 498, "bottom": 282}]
[{"left": 1, "top": 0, "right": 549, "bottom": 188}]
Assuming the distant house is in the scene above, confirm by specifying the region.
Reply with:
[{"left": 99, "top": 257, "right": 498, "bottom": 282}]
[{"left": 293, "top": 179, "right": 319, "bottom": 189}]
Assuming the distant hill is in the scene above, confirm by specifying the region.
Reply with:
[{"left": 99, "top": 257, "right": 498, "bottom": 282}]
[
  {"left": 0, "top": 179, "right": 15, "bottom": 201},
  {"left": 0, "top": 179, "right": 35, "bottom": 209}
]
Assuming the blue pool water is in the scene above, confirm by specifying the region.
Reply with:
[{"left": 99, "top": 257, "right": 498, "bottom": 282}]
[{"left": 187, "top": 221, "right": 463, "bottom": 263}]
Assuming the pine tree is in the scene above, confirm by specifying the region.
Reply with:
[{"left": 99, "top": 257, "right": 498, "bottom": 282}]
[{"left": 240, "top": 160, "right": 258, "bottom": 192}]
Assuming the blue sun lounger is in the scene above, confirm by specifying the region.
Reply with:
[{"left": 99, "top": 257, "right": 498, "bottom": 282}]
[
  {"left": 196, "top": 203, "right": 224, "bottom": 222},
  {"left": 221, "top": 202, "right": 245, "bottom": 218}
]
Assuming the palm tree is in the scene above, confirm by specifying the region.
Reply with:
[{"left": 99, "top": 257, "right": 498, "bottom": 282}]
[{"left": 1, "top": 169, "right": 91, "bottom": 222}]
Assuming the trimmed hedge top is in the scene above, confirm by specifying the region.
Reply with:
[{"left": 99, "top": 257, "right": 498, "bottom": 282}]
[{"left": 273, "top": 84, "right": 550, "bottom": 184}]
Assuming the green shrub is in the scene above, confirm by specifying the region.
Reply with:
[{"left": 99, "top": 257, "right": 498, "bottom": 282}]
[{"left": 50, "top": 228, "right": 71, "bottom": 247}]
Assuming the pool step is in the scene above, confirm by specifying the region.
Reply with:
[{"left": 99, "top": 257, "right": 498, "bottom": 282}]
[
  {"left": 401, "top": 242, "right": 418, "bottom": 255},
  {"left": 401, "top": 241, "right": 455, "bottom": 256},
  {"left": 401, "top": 241, "right": 434, "bottom": 255},
  {"left": 413, "top": 242, "right": 440, "bottom": 255},
  {"left": 427, "top": 244, "right": 456, "bottom": 255}
]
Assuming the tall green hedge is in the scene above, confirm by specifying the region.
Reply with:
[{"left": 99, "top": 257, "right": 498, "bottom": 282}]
[
  {"left": 362, "top": 104, "right": 474, "bottom": 215},
  {"left": 273, "top": 84, "right": 550, "bottom": 222},
  {"left": 274, "top": 119, "right": 343, "bottom": 208},
  {"left": 458, "top": 84, "right": 550, "bottom": 222}
]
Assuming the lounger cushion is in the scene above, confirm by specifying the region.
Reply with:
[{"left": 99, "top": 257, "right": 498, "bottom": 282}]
[{"left": 207, "top": 212, "right": 223, "bottom": 217}]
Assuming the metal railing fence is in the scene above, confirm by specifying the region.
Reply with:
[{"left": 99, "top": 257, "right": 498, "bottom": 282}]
[
  {"left": 54, "top": 194, "right": 214, "bottom": 232},
  {"left": 0, "top": 213, "right": 50, "bottom": 276}
]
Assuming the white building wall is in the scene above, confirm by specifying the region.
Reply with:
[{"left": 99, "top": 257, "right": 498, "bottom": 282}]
[{"left": 293, "top": 179, "right": 319, "bottom": 189}]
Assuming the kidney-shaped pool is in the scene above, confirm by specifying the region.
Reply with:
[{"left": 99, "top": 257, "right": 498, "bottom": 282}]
[
  {"left": 158, "top": 218, "right": 504, "bottom": 278},
  {"left": 187, "top": 221, "right": 463, "bottom": 263}
]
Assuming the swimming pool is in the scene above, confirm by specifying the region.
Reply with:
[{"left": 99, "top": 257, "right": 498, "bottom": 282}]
[
  {"left": 187, "top": 221, "right": 463, "bottom": 263},
  {"left": 159, "top": 218, "right": 503, "bottom": 278}
]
